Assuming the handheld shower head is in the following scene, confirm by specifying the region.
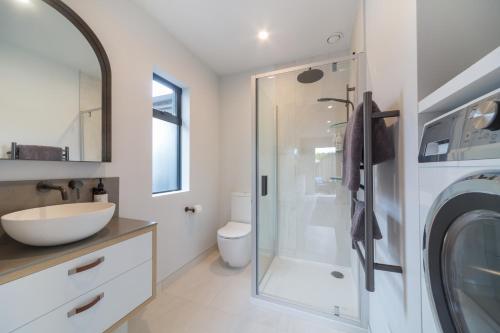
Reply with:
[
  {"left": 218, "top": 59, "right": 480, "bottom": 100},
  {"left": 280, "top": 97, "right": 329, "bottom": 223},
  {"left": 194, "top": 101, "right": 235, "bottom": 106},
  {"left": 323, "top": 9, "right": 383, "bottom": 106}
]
[{"left": 318, "top": 97, "right": 355, "bottom": 111}]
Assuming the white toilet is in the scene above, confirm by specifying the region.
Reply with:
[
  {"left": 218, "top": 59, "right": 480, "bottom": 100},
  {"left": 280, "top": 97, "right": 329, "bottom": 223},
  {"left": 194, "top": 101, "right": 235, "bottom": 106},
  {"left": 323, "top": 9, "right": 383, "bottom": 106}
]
[{"left": 217, "top": 192, "right": 251, "bottom": 268}]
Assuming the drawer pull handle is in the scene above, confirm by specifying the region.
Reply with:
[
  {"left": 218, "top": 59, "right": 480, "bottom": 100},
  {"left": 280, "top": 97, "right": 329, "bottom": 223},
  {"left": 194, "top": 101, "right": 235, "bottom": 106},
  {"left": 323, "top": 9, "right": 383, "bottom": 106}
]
[
  {"left": 67, "top": 293, "right": 104, "bottom": 318},
  {"left": 68, "top": 257, "right": 105, "bottom": 275}
]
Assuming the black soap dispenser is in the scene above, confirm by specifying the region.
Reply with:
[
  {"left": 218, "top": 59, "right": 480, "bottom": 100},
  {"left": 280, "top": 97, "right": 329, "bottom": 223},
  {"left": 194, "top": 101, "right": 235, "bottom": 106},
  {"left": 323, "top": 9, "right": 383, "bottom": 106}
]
[{"left": 93, "top": 178, "right": 108, "bottom": 202}]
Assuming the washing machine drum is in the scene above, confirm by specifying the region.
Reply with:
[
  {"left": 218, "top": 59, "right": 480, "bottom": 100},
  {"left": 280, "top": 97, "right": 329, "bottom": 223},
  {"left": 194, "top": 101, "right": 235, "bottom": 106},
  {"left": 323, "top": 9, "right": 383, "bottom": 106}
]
[{"left": 424, "top": 173, "right": 500, "bottom": 333}]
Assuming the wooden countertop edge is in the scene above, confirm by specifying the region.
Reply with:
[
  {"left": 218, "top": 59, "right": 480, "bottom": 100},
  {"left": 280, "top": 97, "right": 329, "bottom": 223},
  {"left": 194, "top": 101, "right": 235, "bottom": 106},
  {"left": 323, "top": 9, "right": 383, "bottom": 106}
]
[{"left": 0, "top": 223, "right": 157, "bottom": 286}]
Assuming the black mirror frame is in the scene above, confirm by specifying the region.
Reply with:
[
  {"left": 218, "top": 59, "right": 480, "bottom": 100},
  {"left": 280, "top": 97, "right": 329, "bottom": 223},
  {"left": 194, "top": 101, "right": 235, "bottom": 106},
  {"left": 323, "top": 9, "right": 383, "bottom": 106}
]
[{"left": 42, "top": 0, "right": 112, "bottom": 162}]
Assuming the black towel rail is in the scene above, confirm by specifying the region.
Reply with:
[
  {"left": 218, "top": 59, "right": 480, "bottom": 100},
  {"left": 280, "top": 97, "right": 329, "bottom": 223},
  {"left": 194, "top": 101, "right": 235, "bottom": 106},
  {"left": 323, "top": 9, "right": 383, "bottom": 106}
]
[
  {"left": 351, "top": 91, "right": 403, "bottom": 292},
  {"left": 6, "top": 142, "right": 70, "bottom": 161}
]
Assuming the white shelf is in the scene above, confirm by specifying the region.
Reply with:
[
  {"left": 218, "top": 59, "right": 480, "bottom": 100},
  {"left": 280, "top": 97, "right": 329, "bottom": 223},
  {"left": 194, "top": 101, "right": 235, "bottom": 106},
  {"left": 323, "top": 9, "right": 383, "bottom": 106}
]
[{"left": 419, "top": 46, "right": 500, "bottom": 114}]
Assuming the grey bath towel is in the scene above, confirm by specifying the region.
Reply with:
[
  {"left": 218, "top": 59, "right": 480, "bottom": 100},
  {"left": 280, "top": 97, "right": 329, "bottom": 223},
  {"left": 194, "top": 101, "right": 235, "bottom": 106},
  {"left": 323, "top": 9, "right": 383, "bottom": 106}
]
[
  {"left": 351, "top": 200, "right": 383, "bottom": 242},
  {"left": 342, "top": 101, "right": 395, "bottom": 192},
  {"left": 17, "top": 145, "right": 63, "bottom": 161}
]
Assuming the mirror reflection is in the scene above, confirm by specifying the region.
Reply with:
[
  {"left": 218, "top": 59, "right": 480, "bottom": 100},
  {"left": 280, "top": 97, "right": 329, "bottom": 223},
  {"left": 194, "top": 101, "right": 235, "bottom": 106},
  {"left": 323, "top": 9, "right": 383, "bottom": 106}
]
[{"left": 0, "top": 0, "right": 103, "bottom": 161}]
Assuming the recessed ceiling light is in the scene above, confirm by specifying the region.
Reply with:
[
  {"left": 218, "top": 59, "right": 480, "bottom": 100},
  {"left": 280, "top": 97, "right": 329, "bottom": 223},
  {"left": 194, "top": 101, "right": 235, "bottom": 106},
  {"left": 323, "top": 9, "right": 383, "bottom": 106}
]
[
  {"left": 328, "top": 105, "right": 333, "bottom": 109},
  {"left": 327, "top": 120, "right": 332, "bottom": 124},
  {"left": 258, "top": 30, "right": 269, "bottom": 41},
  {"left": 327, "top": 32, "right": 343, "bottom": 44},
  {"left": 267, "top": 76, "right": 275, "bottom": 79}
]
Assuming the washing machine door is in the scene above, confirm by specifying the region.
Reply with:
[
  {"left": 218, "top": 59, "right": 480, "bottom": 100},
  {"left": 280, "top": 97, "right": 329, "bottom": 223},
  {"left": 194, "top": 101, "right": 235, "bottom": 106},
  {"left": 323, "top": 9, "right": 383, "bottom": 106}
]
[{"left": 424, "top": 173, "right": 500, "bottom": 333}]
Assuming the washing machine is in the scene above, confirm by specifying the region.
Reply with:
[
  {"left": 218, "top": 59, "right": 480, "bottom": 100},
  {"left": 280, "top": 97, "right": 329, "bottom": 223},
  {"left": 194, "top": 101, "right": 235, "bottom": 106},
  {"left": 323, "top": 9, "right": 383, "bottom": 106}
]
[{"left": 419, "top": 88, "right": 500, "bottom": 333}]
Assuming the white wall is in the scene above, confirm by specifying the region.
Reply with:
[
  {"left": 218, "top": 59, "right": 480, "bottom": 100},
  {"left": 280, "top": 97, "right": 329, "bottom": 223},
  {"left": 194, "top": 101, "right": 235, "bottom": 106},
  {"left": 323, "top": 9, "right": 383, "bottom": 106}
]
[
  {"left": 0, "top": 0, "right": 220, "bottom": 282},
  {"left": 351, "top": 0, "right": 365, "bottom": 55},
  {"left": 80, "top": 72, "right": 102, "bottom": 161},
  {"left": 364, "top": 0, "right": 420, "bottom": 332},
  {"left": 219, "top": 74, "right": 253, "bottom": 224},
  {"left": 0, "top": 42, "right": 81, "bottom": 160},
  {"left": 417, "top": 0, "right": 500, "bottom": 99}
]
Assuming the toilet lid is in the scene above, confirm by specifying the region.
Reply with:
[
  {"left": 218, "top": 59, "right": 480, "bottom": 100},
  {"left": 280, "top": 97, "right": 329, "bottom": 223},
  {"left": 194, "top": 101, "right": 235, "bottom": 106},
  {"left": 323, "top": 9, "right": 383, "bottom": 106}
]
[{"left": 218, "top": 222, "right": 251, "bottom": 239}]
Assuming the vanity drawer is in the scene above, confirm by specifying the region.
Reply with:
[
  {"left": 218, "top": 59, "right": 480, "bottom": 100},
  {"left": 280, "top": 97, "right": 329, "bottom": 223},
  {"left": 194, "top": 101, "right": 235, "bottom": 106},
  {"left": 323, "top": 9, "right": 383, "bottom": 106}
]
[
  {"left": 0, "top": 231, "right": 152, "bottom": 333},
  {"left": 14, "top": 260, "right": 152, "bottom": 333}
]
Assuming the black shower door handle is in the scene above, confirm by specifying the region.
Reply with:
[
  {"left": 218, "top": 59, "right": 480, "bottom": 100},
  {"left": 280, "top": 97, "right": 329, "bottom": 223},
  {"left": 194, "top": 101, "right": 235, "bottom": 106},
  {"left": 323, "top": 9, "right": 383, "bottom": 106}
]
[{"left": 261, "top": 175, "right": 268, "bottom": 196}]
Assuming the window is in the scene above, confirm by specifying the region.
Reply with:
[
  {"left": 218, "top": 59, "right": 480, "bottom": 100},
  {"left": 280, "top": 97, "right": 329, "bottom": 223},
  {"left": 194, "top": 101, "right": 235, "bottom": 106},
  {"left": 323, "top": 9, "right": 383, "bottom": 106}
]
[{"left": 152, "top": 74, "right": 182, "bottom": 194}]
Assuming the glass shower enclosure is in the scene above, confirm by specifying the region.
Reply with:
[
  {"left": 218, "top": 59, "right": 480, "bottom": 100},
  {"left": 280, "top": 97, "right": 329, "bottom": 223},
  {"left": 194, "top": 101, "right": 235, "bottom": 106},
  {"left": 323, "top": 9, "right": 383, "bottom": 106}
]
[{"left": 252, "top": 54, "right": 366, "bottom": 326}]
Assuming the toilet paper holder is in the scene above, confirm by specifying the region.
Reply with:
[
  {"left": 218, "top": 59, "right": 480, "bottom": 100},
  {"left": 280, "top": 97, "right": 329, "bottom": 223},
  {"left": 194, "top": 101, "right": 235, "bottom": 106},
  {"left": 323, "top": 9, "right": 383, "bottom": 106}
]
[{"left": 184, "top": 205, "right": 202, "bottom": 213}]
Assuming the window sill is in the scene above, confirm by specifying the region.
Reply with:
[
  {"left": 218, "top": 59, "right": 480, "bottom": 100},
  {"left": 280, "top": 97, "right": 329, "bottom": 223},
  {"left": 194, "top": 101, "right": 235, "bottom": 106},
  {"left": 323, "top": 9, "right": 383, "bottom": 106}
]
[{"left": 152, "top": 189, "right": 190, "bottom": 198}]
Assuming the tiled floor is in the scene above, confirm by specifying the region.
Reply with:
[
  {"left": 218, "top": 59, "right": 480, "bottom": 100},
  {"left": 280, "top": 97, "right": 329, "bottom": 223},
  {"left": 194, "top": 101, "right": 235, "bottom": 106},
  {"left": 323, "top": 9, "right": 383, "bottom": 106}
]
[
  {"left": 260, "top": 257, "right": 359, "bottom": 320},
  {"left": 128, "top": 250, "right": 353, "bottom": 333}
]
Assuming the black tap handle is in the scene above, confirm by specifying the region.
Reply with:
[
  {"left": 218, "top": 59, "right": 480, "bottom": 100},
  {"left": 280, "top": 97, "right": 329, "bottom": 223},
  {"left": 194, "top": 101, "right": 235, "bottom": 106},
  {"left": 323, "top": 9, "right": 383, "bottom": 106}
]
[{"left": 68, "top": 180, "right": 84, "bottom": 200}]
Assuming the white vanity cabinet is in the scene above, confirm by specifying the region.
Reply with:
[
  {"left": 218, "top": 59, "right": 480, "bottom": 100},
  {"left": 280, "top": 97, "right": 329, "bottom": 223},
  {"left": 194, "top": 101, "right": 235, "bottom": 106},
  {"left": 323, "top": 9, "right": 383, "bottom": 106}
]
[{"left": 0, "top": 222, "right": 157, "bottom": 333}]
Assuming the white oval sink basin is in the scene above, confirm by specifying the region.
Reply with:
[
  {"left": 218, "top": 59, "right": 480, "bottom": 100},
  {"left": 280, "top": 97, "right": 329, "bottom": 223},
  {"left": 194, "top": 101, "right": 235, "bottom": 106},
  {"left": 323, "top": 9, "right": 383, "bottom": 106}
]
[{"left": 1, "top": 202, "right": 115, "bottom": 246}]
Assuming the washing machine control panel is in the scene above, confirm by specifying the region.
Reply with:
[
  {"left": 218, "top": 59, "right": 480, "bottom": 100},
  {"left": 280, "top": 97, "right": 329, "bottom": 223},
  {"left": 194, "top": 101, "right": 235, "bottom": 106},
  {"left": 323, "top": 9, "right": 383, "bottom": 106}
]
[{"left": 419, "top": 90, "right": 500, "bottom": 163}]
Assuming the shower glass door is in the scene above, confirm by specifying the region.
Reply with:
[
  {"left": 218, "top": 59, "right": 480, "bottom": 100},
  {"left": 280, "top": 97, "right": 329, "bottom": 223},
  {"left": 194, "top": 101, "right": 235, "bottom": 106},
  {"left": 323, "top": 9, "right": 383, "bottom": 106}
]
[
  {"left": 255, "top": 58, "right": 361, "bottom": 322},
  {"left": 256, "top": 76, "right": 278, "bottom": 284}
]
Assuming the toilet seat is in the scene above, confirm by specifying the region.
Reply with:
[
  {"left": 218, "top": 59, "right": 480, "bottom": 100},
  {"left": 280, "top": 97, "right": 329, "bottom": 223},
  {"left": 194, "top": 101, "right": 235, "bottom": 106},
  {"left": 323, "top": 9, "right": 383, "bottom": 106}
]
[{"left": 217, "top": 222, "right": 251, "bottom": 239}]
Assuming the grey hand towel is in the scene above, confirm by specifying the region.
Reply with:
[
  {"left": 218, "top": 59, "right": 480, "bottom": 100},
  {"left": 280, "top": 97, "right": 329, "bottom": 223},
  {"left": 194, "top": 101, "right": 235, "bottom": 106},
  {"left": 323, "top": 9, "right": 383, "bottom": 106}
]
[
  {"left": 342, "top": 101, "right": 395, "bottom": 191},
  {"left": 351, "top": 199, "right": 383, "bottom": 242},
  {"left": 17, "top": 145, "right": 63, "bottom": 161}
]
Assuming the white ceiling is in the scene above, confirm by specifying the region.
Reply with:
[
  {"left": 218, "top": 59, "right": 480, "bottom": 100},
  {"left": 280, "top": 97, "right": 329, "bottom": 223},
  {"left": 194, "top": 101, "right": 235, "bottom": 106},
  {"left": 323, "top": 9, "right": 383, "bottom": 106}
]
[{"left": 131, "top": 0, "right": 360, "bottom": 75}]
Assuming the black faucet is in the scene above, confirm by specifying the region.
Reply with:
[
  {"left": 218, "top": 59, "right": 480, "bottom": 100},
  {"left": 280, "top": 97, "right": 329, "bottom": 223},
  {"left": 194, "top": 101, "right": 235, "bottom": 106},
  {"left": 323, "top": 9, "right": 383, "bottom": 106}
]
[
  {"left": 68, "top": 179, "right": 84, "bottom": 200},
  {"left": 37, "top": 181, "right": 69, "bottom": 201}
]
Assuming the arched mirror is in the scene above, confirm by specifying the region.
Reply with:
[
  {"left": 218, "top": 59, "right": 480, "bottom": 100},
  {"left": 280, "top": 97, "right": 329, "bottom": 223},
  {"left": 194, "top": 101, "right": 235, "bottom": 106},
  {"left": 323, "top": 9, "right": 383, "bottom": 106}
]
[{"left": 0, "top": 0, "right": 111, "bottom": 162}]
